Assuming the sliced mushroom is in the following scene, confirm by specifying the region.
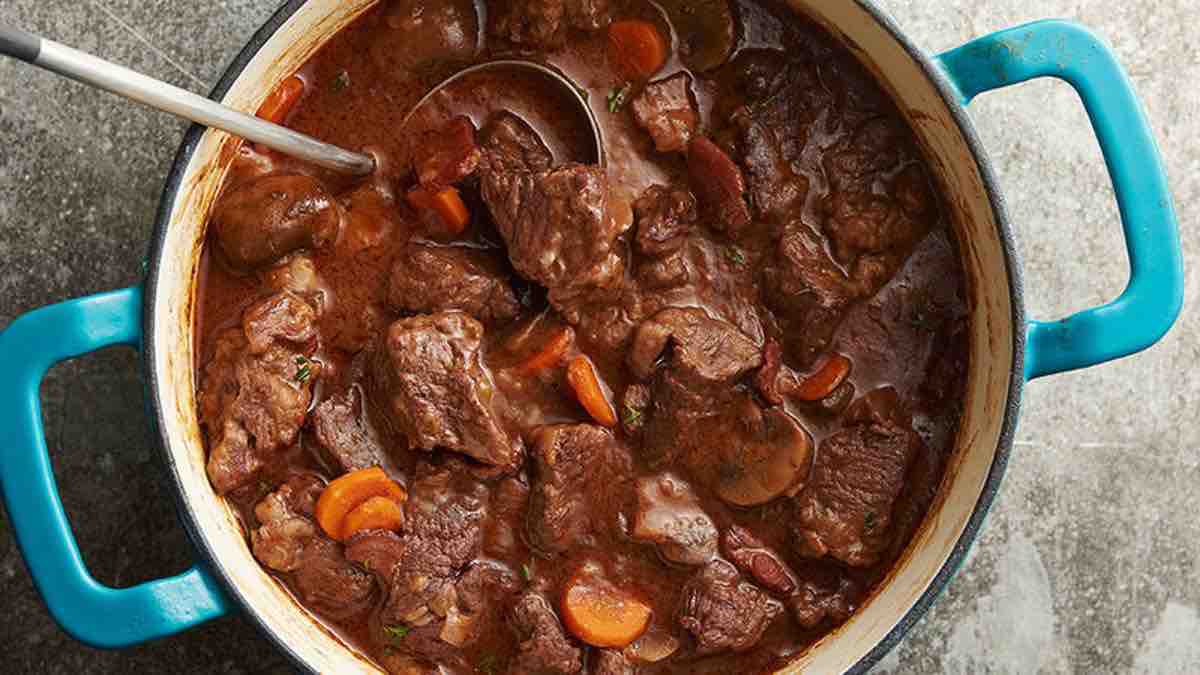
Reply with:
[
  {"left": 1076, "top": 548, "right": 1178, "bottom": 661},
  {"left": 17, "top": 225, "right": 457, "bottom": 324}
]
[
  {"left": 624, "top": 630, "right": 681, "bottom": 663},
  {"left": 657, "top": 0, "right": 736, "bottom": 72},
  {"left": 714, "top": 408, "right": 814, "bottom": 507}
]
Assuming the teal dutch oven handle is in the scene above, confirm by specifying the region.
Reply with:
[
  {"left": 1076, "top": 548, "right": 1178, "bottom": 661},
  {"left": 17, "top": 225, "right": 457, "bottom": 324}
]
[
  {"left": 936, "top": 20, "right": 1184, "bottom": 380},
  {"left": 0, "top": 286, "right": 230, "bottom": 647}
]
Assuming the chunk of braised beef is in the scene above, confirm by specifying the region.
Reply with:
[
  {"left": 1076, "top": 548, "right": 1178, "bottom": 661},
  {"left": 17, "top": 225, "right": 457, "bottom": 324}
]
[
  {"left": 730, "top": 107, "right": 809, "bottom": 222},
  {"left": 687, "top": 137, "right": 752, "bottom": 236},
  {"left": 480, "top": 111, "right": 554, "bottom": 174},
  {"left": 625, "top": 309, "right": 762, "bottom": 470},
  {"left": 633, "top": 185, "right": 697, "bottom": 257},
  {"left": 791, "top": 407, "right": 920, "bottom": 567},
  {"left": 631, "top": 473, "right": 718, "bottom": 566},
  {"left": 790, "top": 569, "right": 859, "bottom": 629},
  {"left": 592, "top": 650, "right": 636, "bottom": 675},
  {"left": 481, "top": 163, "right": 625, "bottom": 305},
  {"left": 630, "top": 73, "right": 698, "bottom": 154},
  {"left": 824, "top": 117, "right": 905, "bottom": 189},
  {"left": 414, "top": 115, "right": 482, "bottom": 188},
  {"left": 721, "top": 525, "right": 857, "bottom": 628},
  {"left": 677, "top": 559, "right": 783, "bottom": 655},
  {"left": 730, "top": 49, "right": 792, "bottom": 102},
  {"left": 311, "top": 385, "right": 387, "bottom": 475},
  {"left": 367, "top": 312, "right": 523, "bottom": 472},
  {"left": 242, "top": 290, "right": 318, "bottom": 354},
  {"left": 251, "top": 473, "right": 325, "bottom": 572},
  {"left": 292, "top": 537, "right": 378, "bottom": 620},
  {"left": 485, "top": 476, "right": 530, "bottom": 558},
  {"left": 212, "top": 174, "right": 340, "bottom": 270},
  {"left": 200, "top": 293, "right": 318, "bottom": 494},
  {"left": 251, "top": 475, "right": 376, "bottom": 620},
  {"left": 762, "top": 223, "right": 861, "bottom": 364},
  {"left": 388, "top": 242, "right": 520, "bottom": 326},
  {"left": 627, "top": 307, "right": 761, "bottom": 387},
  {"left": 346, "top": 462, "right": 488, "bottom": 628},
  {"left": 509, "top": 592, "right": 584, "bottom": 674},
  {"left": 528, "top": 424, "right": 634, "bottom": 553},
  {"left": 824, "top": 189, "right": 928, "bottom": 266},
  {"left": 491, "top": 0, "right": 611, "bottom": 49}
]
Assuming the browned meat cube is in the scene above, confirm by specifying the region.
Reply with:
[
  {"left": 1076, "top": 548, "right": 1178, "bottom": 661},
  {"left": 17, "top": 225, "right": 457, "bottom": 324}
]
[
  {"left": 480, "top": 111, "right": 554, "bottom": 174},
  {"left": 368, "top": 312, "right": 523, "bottom": 472},
  {"left": 311, "top": 385, "right": 387, "bottom": 475},
  {"left": 633, "top": 184, "right": 697, "bottom": 257},
  {"left": 527, "top": 424, "right": 634, "bottom": 553},
  {"left": 492, "top": 0, "right": 610, "bottom": 49},
  {"left": 792, "top": 418, "right": 920, "bottom": 567},
  {"left": 388, "top": 242, "right": 520, "bottom": 326},
  {"left": 200, "top": 292, "right": 319, "bottom": 494},
  {"left": 676, "top": 559, "right": 783, "bottom": 654},
  {"left": 251, "top": 474, "right": 376, "bottom": 620},
  {"left": 481, "top": 163, "right": 625, "bottom": 305},
  {"left": 731, "top": 108, "right": 809, "bottom": 222},
  {"left": 762, "top": 224, "right": 861, "bottom": 364},
  {"left": 346, "top": 462, "right": 488, "bottom": 628},
  {"left": 630, "top": 73, "right": 698, "bottom": 154},
  {"left": 212, "top": 174, "right": 340, "bottom": 270},
  {"left": 509, "top": 592, "right": 584, "bottom": 674},
  {"left": 722, "top": 525, "right": 859, "bottom": 628},
  {"left": 627, "top": 307, "right": 761, "bottom": 387}
]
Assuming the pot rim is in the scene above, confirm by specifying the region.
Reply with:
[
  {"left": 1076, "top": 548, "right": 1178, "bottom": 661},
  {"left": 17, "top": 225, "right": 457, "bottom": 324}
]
[{"left": 141, "top": 1, "right": 1028, "bottom": 672}]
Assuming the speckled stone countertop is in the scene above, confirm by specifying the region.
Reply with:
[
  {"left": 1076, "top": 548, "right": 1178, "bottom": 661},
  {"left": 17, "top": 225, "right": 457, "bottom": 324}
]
[{"left": 0, "top": 1, "right": 1196, "bottom": 673}]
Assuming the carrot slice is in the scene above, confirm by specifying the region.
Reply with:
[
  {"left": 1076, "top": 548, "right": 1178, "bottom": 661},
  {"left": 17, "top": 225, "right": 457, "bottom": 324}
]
[
  {"left": 257, "top": 75, "right": 305, "bottom": 124},
  {"left": 340, "top": 495, "right": 405, "bottom": 540},
  {"left": 608, "top": 20, "right": 667, "bottom": 80},
  {"left": 407, "top": 186, "right": 471, "bottom": 236},
  {"left": 315, "top": 467, "right": 407, "bottom": 541},
  {"left": 795, "top": 353, "right": 852, "bottom": 401},
  {"left": 566, "top": 356, "right": 618, "bottom": 427},
  {"left": 515, "top": 326, "right": 574, "bottom": 375},
  {"left": 562, "top": 574, "right": 652, "bottom": 648}
]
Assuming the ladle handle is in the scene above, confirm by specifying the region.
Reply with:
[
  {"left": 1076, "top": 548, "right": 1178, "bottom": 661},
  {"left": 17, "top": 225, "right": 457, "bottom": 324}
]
[{"left": 0, "top": 24, "right": 374, "bottom": 176}]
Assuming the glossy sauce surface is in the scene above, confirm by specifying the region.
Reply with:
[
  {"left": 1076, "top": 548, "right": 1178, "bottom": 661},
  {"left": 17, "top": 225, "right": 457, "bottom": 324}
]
[{"left": 195, "top": 1, "right": 969, "bottom": 673}]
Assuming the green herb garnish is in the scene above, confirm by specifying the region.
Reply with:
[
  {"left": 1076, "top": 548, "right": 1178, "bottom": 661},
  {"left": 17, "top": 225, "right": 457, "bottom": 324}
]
[
  {"left": 521, "top": 563, "right": 533, "bottom": 582},
  {"left": 294, "top": 356, "right": 312, "bottom": 384},
  {"left": 622, "top": 404, "right": 644, "bottom": 427},
  {"left": 726, "top": 246, "right": 746, "bottom": 266},
  {"left": 383, "top": 624, "right": 410, "bottom": 645},
  {"left": 331, "top": 70, "right": 351, "bottom": 93},
  {"left": 477, "top": 653, "right": 500, "bottom": 675},
  {"left": 607, "top": 83, "right": 632, "bottom": 113},
  {"left": 864, "top": 511, "right": 878, "bottom": 533}
]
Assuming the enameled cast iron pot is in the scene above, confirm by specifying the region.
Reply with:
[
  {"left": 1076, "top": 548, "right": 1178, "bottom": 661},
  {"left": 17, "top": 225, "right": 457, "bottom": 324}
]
[{"left": 0, "top": 1, "right": 1184, "bottom": 672}]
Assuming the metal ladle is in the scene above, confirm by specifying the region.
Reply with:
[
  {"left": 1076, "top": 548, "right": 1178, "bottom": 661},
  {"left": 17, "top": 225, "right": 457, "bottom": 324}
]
[
  {"left": 0, "top": 25, "right": 376, "bottom": 176},
  {"left": 402, "top": 59, "right": 605, "bottom": 166}
]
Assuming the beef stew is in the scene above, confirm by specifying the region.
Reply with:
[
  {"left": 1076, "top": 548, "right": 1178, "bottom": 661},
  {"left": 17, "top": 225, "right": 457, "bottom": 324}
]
[{"left": 195, "top": 0, "right": 969, "bottom": 672}]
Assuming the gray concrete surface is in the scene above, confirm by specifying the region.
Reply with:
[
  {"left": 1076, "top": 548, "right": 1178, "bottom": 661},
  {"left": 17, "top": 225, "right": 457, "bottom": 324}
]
[{"left": 0, "top": 1, "right": 1195, "bottom": 673}]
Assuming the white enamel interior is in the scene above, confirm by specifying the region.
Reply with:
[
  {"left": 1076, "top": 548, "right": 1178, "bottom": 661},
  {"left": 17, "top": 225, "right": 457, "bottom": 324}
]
[{"left": 148, "top": 1, "right": 1016, "bottom": 672}]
